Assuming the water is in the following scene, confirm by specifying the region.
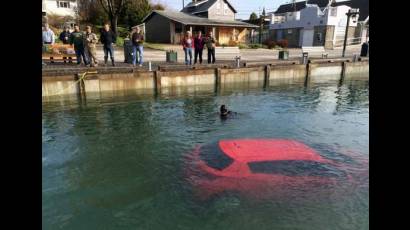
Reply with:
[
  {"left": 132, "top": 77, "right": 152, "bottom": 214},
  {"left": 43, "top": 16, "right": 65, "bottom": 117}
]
[{"left": 43, "top": 79, "right": 369, "bottom": 230}]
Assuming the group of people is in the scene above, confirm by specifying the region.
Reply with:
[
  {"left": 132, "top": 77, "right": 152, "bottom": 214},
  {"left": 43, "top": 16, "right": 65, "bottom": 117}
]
[
  {"left": 42, "top": 23, "right": 145, "bottom": 67},
  {"left": 43, "top": 23, "right": 220, "bottom": 68},
  {"left": 181, "top": 31, "right": 216, "bottom": 65}
]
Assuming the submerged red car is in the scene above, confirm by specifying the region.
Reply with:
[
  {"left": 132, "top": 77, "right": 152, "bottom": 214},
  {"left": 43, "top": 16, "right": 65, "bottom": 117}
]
[{"left": 185, "top": 139, "right": 367, "bottom": 200}]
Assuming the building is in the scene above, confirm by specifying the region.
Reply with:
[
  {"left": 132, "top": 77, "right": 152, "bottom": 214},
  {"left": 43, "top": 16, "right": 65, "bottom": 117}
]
[
  {"left": 42, "top": 0, "right": 78, "bottom": 18},
  {"left": 42, "top": 0, "right": 78, "bottom": 29},
  {"left": 142, "top": 0, "right": 258, "bottom": 45},
  {"left": 269, "top": 0, "right": 368, "bottom": 48}
]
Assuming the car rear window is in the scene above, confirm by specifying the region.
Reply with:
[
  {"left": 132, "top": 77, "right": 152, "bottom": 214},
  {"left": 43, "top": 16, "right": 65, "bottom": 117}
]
[
  {"left": 248, "top": 160, "right": 346, "bottom": 178},
  {"left": 199, "top": 142, "right": 234, "bottom": 171}
]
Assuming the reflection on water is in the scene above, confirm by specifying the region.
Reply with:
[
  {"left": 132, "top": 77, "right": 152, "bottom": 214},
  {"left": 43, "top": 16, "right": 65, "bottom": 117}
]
[{"left": 43, "top": 79, "right": 369, "bottom": 230}]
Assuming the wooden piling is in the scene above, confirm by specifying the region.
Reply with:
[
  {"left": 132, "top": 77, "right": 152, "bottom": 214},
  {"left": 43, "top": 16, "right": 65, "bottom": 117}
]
[
  {"left": 215, "top": 68, "right": 221, "bottom": 93},
  {"left": 264, "top": 65, "right": 271, "bottom": 88},
  {"left": 154, "top": 71, "right": 161, "bottom": 95},
  {"left": 74, "top": 74, "right": 82, "bottom": 100},
  {"left": 340, "top": 61, "right": 346, "bottom": 85},
  {"left": 304, "top": 63, "right": 311, "bottom": 86}
]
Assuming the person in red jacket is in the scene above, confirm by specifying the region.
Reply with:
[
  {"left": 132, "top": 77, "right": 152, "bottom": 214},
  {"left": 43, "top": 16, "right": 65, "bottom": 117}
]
[
  {"left": 194, "top": 31, "right": 205, "bottom": 64},
  {"left": 182, "top": 31, "right": 194, "bottom": 65}
]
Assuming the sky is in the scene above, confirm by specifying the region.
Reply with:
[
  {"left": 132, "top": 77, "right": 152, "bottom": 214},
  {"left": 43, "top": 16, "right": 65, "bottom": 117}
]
[{"left": 151, "top": 0, "right": 292, "bottom": 20}]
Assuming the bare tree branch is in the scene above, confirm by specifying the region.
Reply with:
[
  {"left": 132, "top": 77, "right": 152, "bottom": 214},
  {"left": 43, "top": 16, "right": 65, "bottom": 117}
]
[
  {"left": 115, "top": 0, "right": 125, "bottom": 15},
  {"left": 98, "top": 0, "right": 109, "bottom": 14}
]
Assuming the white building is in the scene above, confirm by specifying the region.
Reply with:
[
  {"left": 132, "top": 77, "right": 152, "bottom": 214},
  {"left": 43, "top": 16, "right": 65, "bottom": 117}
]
[
  {"left": 42, "top": 0, "right": 78, "bottom": 18},
  {"left": 269, "top": 0, "right": 367, "bottom": 48}
]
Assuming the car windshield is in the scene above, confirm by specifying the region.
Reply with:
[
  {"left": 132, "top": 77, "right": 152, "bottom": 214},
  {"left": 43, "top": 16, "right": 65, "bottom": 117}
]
[
  {"left": 199, "top": 142, "right": 234, "bottom": 171},
  {"left": 248, "top": 160, "right": 347, "bottom": 177}
]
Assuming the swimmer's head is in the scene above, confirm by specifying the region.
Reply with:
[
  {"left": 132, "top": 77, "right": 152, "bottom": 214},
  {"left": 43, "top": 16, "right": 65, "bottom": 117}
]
[{"left": 220, "top": 105, "right": 226, "bottom": 112}]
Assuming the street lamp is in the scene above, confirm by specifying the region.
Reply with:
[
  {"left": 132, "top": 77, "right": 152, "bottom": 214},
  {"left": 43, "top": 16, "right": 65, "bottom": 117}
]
[{"left": 342, "top": 8, "right": 360, "bottom": 57}]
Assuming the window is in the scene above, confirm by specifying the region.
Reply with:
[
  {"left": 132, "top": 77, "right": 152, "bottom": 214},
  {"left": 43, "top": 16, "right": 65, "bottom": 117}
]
[
  {"left": 224, "top": 3, "right": 229, "bottom": 15},
  {"left": 216, "top": 2, "right": 221, "bottom": 14},
  {"left": 199, "top": 143, "right": 234, "bottom": 171},
  {"left": 57, "top": 1, "right": 70, "bottom": 8},
  {"left": 287, "top": 29, "right": 292, "bottom": 34},
  {"left": 330, "top": 8, "right": 337, "bottom": 17},
  {"left": 248, "top": 160, "right": 347, "bottom": 177},
  {"left": 175, "top": 23, "right": 182, "bottom": 33},
  {"left": 316, "top": 33, "right": 322, "bottom": 42},
  {"left": 276, "top": 30, "right": 283, "bottom": 40}
]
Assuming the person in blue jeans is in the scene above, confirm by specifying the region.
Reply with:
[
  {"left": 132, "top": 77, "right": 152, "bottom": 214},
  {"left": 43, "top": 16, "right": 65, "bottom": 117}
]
[
  {"left": 131, "top": 27, "right": 144, "bottom": 67},
  {"left": 182, "top": 31, "right": 194, "bottom": 65},
  {"left": 100, "top": 24, "right": 117, "bottom": 66},
  {"left": 69, "top": 25, "right": 88, "bottom": 65}
]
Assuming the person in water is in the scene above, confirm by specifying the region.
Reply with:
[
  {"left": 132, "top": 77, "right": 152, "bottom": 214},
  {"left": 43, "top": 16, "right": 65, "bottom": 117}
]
[{"left": 220, "top": 105, "right": 231, "bottom": 117}]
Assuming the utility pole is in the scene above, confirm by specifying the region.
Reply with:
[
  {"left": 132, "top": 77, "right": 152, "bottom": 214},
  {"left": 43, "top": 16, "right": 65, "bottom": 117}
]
[
  {"left": 259, "top": 14, "right": 263, "bottom": 44},
  {"left": 182, "top": 0, "right": 185, "bottom": 9},
  {"left": 342, "top": 8, "right": 359, "bottom": 57}
]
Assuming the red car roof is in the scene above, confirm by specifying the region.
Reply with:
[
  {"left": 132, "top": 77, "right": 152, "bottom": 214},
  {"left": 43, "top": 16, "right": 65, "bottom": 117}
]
[{"left": 219, "top": 139, "right": 329, "bottom": 163}]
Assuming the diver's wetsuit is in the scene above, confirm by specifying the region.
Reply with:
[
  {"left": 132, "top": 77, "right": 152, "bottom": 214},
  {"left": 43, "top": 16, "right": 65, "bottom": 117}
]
[{"left": 220, "top": 108, "right": 231, "bottom": 118}]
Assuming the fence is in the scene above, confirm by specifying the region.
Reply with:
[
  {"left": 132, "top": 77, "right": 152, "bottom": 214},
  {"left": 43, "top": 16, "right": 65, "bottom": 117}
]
[
  {"left": 250, "top": 31, "right": 270, "bottom": 44},
  {"left": 333, "top": 37, "right": 363, "bottom": 47}
]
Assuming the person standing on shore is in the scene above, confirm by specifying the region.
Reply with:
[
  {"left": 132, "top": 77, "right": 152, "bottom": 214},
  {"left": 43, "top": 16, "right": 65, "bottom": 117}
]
[
  {"left": 194, "top": 31, "right": 205, "bottom": 64},
  {"left": 205, "top": 31, "right": 216, "bottom": 64},
  {"left": 42, "top": 23, "right": 55, "bottom": 45},
  {"left": 59, "top": 26, "right": 71, "bottom": 44},
  {"left": 100, "top": 23, "right": 117, "bottom": 66},
  {"left": 69, "top": 25, "right": 88, "bottom": 66},
  {"left": 84, "top": 26, "right": 98, "bottom": 67},
  {"left": 131, "top": 27, "right": 144, "bottom": 67},
  {"left": 182, "top": 31, "right": 194, "bottom": 65}
]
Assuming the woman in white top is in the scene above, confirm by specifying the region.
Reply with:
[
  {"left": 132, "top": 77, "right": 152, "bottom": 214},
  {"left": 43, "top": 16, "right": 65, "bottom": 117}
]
[{"left": 182, "top": 31, "right": 194, "bottom": 65}]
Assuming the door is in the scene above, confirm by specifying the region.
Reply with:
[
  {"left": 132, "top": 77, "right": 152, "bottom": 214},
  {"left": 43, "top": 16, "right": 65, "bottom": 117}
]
[
  {"left": 276, "top": 30, "right": 283, "bottom": 40},
  {"left": 302, "top": 29, "right": 314, "bottom": 46}
]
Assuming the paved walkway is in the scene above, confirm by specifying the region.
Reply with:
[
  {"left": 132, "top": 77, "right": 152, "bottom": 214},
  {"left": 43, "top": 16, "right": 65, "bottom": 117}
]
[
  {"left": 94, "top": 44, "right": 362, "bottom": 62},
  {"left": 43, "top": 44, "right": 364, "bottom": 70}
]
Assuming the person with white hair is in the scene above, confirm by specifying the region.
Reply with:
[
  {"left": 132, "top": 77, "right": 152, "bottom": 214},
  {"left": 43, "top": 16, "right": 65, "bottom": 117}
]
[{"left": 42, "top": 23, "right": 55, "bottom": 45}]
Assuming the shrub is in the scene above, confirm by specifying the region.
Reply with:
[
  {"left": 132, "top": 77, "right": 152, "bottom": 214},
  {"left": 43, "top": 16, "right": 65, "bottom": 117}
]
[
  {"left": 248, "top": 43, "right": 263, "bottom": 49},
  {"left": 238, "top": 43, "right": 249, "bottom": 49},
  {"left": 263, "top": 39, "right": 276, "bottom": 49},
  {"left": 116, "top": 37, "right": 124, "bottom": 47},
  {"left": 116, "top": 26, "right": 130, "bottom": 38},
  {"left": 276, "top": 39, "right": 289, "bottom": 48},
  {"left": 95, "top": 26, "right": 130, "bottom": 38}
]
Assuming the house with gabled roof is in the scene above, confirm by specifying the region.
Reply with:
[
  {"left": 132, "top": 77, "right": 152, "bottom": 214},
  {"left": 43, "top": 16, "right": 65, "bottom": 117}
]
[
  {"left": 142, "top": 0, "right": 258, "bottom": 45},
  {"left": 269, "top": 0, "right": 368, "bottom": 48}
]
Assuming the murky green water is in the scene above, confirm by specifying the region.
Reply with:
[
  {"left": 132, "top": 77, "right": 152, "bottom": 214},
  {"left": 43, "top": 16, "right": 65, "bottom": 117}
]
[{"left": 43, "top": 79, "right": 369, "bottom": 230}]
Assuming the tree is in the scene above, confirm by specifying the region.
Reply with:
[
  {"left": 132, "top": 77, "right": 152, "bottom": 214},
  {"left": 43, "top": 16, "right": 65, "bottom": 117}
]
[
  {"left": 78, "top": 0, "right": 108, "bottom": 26},
  {"left": 98, "top": 0, "right": 126, "bottom": 34},
  {"left": 151, "top": 3, "right": 165, "bottom": 10},
  {"left": 121, "top": 0, "right": 151, "bottom": 29},
  {"left": 262, "top": 7, "right": 266, "bottom": 16},
  {"left": 250, "top": 12, "right": 258, "bottom": 21}
]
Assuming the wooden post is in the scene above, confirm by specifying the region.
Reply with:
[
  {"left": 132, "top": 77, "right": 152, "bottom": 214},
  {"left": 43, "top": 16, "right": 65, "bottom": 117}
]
[
  {"left": 340, "top": 61, "right": 346, "bottom": 86},
  {"left": 264, "top": 65, "right": 270, "bottom": 88},
  {"left": 79, "top": 77, "right": 86, "bottom": 99},
  {"left": 215, "top": 68, "right": 221, "bottom": 93},
  {"left": 154, "top": 71, "right": 161, "bottom": 95},
  {"left": 74, "top": 74, "right": 83, "bottom": 101},
  {"left": 304, "top": 63, "right": 311, "bottom": 87}
]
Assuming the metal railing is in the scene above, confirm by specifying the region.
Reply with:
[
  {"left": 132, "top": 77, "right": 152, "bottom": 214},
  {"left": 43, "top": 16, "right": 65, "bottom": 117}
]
[{"left": 333, "top": 37, "right": 363, "bottom": 47}]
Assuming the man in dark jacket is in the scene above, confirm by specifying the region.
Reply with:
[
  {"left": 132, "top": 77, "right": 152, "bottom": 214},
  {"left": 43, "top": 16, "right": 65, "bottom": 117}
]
[
  {"left": 100, "top": 23, "right": 117, "bottom": 66},
  {"left": 69, "top": 25, "right": 88, "bottom": 65},
  {"left": 194, "top": 31, "right": 205, "bottom": 64},
  {"left": 131, "top": 27, "right": 144, "bottom": 67},
  {"left": 59, "top": 26, "right": 71, "bottom": 44},
  {"left": 205, "top": 31, "right": 216, "bottom": 64}
]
